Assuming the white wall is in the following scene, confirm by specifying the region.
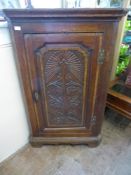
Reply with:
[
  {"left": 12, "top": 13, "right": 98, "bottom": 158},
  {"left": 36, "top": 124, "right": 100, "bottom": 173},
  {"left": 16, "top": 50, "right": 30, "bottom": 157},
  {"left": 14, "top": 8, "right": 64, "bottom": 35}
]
[
  {"left": 19, "top": 0, "right": 62, "bottom": 8},
  {"left": 0, "top": 24, "right": 29, "bottom": 163},
  {"left": 31, "top": 0, "right": 62, "bottom": 8}
]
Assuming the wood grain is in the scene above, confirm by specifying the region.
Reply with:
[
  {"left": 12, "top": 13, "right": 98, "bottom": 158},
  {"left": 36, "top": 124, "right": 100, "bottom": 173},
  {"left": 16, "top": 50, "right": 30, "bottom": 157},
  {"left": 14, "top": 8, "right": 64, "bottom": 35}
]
[{"left": 3, "top": 8, "right": 128, "bottom": 146}]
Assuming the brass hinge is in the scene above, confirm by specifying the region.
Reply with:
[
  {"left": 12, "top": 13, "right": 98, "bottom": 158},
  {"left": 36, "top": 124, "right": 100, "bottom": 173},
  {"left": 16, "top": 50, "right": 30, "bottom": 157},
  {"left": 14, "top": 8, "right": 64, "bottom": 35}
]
[
  {"left": 89, "top": 115, "right": 96, "bottom": 131},
  {"left": 90, "top": 115, "right": 96, "bottom": 126},
  {"left": 98, "top": 49, "right": 105, "bottom": 64}
]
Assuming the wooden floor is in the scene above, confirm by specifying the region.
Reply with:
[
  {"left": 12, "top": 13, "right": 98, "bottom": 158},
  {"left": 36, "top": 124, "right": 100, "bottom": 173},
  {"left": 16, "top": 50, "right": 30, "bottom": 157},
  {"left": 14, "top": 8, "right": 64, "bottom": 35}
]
[{"left": 0, "top": 119, "right": 131, "bottom": 175}]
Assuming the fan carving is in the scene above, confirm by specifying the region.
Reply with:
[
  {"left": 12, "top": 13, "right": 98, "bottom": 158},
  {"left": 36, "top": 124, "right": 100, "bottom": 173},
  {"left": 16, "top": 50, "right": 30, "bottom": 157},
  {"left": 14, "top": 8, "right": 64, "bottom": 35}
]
[{"left": 36, "top": 45, "right": 89, "bottom": 126}]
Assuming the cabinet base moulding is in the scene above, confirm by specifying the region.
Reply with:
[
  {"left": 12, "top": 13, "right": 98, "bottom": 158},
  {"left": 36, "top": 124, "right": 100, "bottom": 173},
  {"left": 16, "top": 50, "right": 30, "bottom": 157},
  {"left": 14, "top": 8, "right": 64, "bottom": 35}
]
[{"left": 30, "top": 134, "right": 101, "bottom": 148}]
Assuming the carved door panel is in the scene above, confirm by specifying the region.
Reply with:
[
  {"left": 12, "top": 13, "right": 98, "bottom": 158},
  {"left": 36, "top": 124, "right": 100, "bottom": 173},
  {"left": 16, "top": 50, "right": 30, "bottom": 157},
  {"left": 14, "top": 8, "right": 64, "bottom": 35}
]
[{"left": 24, "top": 33, "right": 103, "bottom": 136}]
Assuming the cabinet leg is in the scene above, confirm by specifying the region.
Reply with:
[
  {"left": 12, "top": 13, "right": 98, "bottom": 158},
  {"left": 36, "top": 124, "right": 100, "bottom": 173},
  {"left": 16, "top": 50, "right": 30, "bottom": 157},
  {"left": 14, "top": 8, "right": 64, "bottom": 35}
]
[
  {"left": 88, "top": 139, "right": 101, "bottom": 148},
  {"left": 30, "top": 142, "right": 43, "bottom": 148}
]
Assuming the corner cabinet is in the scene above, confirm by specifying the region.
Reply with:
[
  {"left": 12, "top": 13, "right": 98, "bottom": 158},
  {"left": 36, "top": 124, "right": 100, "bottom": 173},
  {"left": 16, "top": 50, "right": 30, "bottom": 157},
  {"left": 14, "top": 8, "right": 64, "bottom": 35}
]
[{"left": 4, "top": 9, "right": 127, "bottom": 147}]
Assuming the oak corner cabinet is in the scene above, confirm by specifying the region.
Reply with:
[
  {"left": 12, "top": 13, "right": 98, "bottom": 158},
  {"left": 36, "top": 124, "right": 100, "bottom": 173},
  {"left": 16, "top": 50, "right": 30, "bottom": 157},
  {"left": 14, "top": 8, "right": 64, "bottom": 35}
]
[{"left": 4, "top": 8, "right": 127, "bottom": 147}]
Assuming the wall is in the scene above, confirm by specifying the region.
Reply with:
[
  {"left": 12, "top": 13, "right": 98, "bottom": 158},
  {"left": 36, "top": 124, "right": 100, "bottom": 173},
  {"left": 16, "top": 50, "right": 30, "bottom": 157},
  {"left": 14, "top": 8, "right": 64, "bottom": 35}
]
[
  {"left": 0, "top": 23, "right": 29, "bottom": 163},
  {"left": 19, "top": 0, "right": 62, "bottom": 8}
]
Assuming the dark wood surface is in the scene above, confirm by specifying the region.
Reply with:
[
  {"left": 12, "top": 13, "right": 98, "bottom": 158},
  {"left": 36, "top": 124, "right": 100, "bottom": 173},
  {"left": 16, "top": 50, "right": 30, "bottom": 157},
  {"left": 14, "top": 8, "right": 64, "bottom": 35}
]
[
  {"left": 3, "top": 9, "right": 127, "bottom": 147},
  {"left": 3, "top": 8, "right": 128, "bottom": 19}
]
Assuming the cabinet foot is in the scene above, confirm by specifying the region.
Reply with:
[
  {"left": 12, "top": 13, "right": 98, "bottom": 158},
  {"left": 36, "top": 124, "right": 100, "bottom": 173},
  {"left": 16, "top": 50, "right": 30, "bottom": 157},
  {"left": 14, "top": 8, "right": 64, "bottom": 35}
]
[
  {"left": 30, "top": 142, "right": 43, "bottom": 148},
  {"left": 88, "top": 140, "right": 101, "bottom": 148}
]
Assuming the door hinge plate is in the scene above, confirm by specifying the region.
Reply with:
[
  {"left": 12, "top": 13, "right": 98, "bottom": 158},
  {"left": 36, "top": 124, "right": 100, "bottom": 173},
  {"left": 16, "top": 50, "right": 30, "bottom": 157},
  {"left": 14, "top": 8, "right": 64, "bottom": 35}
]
[
  {"left": 98, "top": 49, "right": 105, "bottom": 64},
  {"left": 90, "top": 115, "right": 96, "bottom": 126}
]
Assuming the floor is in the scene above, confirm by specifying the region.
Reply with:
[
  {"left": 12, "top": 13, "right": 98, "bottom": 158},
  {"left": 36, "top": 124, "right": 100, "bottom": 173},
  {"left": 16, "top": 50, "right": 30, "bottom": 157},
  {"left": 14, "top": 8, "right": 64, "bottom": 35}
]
[{"left": 0, "top": 119, "right": 131, "bottom": 175}]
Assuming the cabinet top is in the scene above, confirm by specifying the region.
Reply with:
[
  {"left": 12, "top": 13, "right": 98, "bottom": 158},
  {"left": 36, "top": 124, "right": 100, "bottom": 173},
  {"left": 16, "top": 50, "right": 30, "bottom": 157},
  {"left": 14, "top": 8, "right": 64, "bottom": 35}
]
[{"left": 3, "top": 8, "right": 128, "bottom": 21}]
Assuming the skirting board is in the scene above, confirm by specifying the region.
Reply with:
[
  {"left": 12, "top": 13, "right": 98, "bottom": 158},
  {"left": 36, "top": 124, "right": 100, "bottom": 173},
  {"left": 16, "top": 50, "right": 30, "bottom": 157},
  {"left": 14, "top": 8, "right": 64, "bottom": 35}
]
[{"left": 0, "top": 143, "right": 29, "bottom": 165}]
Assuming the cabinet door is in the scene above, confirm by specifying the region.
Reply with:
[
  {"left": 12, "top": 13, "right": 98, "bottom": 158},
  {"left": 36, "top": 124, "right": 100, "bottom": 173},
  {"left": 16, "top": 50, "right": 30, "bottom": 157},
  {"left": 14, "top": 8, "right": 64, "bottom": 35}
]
[{"left": 24, "top": 33, "right": 103, "bottom": 137}]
